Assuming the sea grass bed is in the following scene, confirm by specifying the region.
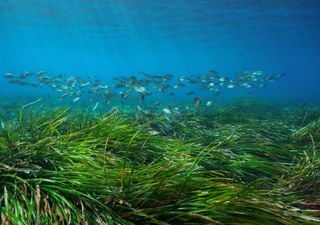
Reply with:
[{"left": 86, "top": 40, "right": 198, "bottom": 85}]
[{"left": 0, "top": 98, "right": 319, "bottom": 224}]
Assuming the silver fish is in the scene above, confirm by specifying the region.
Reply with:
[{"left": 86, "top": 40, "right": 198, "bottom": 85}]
[
  {"left": 92, "top": 102, "right": 99, "bottom": 111},
  {"left": 206, "top": 100, "right": 213, "bottom": 106},
  {"left": 162, "top": 108, "right": 172, "bottom": 115},
  {"left": 72, "top": 97, "right": 80, "bottom": 103}
]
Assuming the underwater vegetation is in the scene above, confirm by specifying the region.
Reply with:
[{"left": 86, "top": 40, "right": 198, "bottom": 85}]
[{"left": 0, "top": 97, "right": 319, "bottom": 224}]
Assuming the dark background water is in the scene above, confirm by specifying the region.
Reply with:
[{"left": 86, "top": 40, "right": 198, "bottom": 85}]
[{"left": 0, "top": 0, "right": 319, "bottom": 102}]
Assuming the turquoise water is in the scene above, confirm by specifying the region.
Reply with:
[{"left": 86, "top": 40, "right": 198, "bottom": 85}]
[{"left": 0, "top": 0, "right": 319, "bottom": 102}]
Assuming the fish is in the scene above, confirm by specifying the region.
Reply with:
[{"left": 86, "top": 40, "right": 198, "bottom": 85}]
[
  {"left": 92, "top": 102, "right": 99, "bottom": 111},
  {"left": 19, "top": 71, "right": 33, "bottom": 79},
  {"left": 258, "top": 83, "right": 267, "bottom": 88},
  {"left": 179, "top": 76, "right": 187, "bottom": 82},
  {"left": 173, "top": 83, "right": 185, "bottom": 89},
  {"left": 134, "top": 86, "right": 151, "bottom": 102},
  {"left": 136, "top": 105, "right": 153, "bottom": 122},
  {"left": 100, "top": 85, "right": 109, "bottom": 89},
  {"left": 148, "top": 130, "right": 160, "bottom": 135},
  {"left": 119, "top": 91, "right": 129, "bottom": 100},
  {"left": 72, "top": 97, "right": 80, "bottom": 103},
  {"left": 162, "top": 108, "right": 172, "bottom": 115},
  {"left": 60, "top": 85, "right": 70, "bottom": 90},
  {"left": 79, "top": 81, "right": 90, "bottom": 87},
  {"left": 3, "top": 73, "right": 19, "bottom": 79},
  {"left": 133, "top": 85, "right": 150, "bottom": 94},
  {"left": 35, "top": 71, "right": 46, "bottom": 76},
  {"left": 162, "top": 74, "right": 173, "bottom": 81},
  {"left": 206, "top": 100, "right": 213, "bottom": 106},
  {"left": 61, "top": 92, "right": 70, "bottom": 99},
  {"left": 156, "top": 84, "right": 170, "bottom": 93},
  {"left": 252, "top": 71, "right": 263, "bottom": 76},
  {"left": 137, "top": 105, "right": 145, "bottom": 112}
]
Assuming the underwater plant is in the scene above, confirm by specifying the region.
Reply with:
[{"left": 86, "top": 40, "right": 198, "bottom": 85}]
[{"left": 0, "top": 98, "right": 319, "bottom": 224}]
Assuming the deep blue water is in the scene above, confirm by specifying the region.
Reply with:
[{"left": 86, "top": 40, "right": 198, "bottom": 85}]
[{"left": 0, "top": 0, "right": 319, "bottom": 103}]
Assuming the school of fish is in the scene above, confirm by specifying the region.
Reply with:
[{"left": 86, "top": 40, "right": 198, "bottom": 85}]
[{"left": 2, "top": 70, "right": 285, "bottom": 116}]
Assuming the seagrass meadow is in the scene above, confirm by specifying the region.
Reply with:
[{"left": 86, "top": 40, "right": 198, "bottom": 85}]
[{"left": 0, "top": 98, "right": 319, "bottom": 225}]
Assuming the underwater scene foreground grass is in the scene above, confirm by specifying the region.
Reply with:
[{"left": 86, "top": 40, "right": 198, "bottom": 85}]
[{"left": 0, "top": 98, "right": 319, "bottom": 224}]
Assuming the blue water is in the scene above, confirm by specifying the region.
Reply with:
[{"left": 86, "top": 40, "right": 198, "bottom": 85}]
[{"left": 0, "top": 0, "right": 319, "bottom": 102}]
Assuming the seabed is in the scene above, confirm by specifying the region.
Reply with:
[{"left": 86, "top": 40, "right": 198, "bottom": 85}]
[{"left": 0, "top": 97, "right": 319, "bottom": 224}]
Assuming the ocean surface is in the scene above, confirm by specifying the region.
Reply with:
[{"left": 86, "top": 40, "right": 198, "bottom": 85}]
[{"left": 0, "top": 0, "right": 319, "bottom": 103}]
